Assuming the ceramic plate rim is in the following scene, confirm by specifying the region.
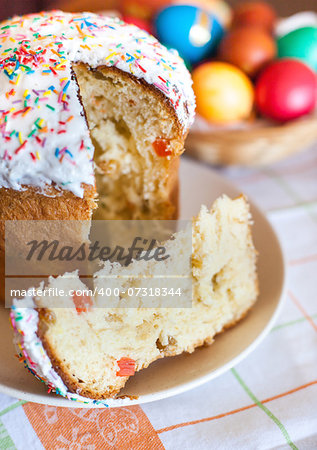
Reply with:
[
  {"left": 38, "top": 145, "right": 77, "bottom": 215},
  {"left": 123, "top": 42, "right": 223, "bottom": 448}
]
[{"left": 0, "top": 158, "right": 287, "bottom": 408}]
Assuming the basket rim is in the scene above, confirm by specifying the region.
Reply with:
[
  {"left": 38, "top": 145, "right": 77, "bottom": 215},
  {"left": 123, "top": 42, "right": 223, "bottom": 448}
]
[{"left": 189, "top": 113, "right": 317, "bottom": 139}]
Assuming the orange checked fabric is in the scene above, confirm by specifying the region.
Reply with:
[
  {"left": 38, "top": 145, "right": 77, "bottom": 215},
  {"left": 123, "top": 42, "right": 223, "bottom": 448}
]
[
  {"left": 0, "top": 146, "right": 316, "bottom": 449},
  {"left": 23, "top": 403, "right": 163, "bottom": 449}
]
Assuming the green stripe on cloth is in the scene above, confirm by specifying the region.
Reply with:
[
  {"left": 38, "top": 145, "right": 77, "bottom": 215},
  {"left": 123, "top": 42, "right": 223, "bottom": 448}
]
[
  {"left": 272, "top": 314, "right": 317, "bottom": 332},
  {"left": 231, "top": 368, "right": 298, "bottom": 450},
  {"left": 263, "top": 168, "right": 317, "bottom": 223},
  {"left": 0, "top": 400, "right": 27, "bottom": 450},
  {"left": 0, "top": 401, "right": 27, "bottom": 417},
  {"left": 0, "top": 420, "right": 16, "bottom": 449}
]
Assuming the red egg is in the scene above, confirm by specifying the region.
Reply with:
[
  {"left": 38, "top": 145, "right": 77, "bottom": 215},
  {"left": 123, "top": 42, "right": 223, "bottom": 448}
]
[
  {"left": 255, "top": 59, "right": 317, "bottom": 122},
  {"left": 122, "top": 15, "right": 153, "bottom": 34},
  {"left": 232, "top": 1, "right": 277, "bottom": 32},
  {"left": 218, "top": 26, "right": 276, "bottom": 77}
]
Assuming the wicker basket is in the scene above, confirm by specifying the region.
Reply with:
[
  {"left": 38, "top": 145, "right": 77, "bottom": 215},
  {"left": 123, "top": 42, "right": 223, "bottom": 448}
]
[{"left": 186, "top": 114, "right": 317, "bottom": 167}]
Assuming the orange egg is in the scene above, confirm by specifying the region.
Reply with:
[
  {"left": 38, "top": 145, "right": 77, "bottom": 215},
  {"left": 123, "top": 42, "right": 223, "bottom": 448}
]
[
  {"left": 232, "top": 1, "right": 277, "bottom": 32},
  {"left": 218, "top": 26, "right": 276, "bottom": 77},
  {"left": 192, "top": 62, "right": 254, "bottom": 123}
]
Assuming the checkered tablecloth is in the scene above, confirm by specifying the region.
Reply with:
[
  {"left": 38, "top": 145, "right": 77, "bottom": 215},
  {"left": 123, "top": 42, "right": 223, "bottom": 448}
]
[{"left": 1, "top": 146, "right": 316, "bottom": 450}]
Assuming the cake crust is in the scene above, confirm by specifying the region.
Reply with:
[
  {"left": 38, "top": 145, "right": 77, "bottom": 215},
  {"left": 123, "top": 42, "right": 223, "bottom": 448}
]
[
  {"left": 0, "top": 184, "right": 97, "bottom": 302},
  {"left": 87, "top": 64, "right": 188, "bottom": 146},
  {"left": 0, "top": 184, "right": 97, "bottom": 222}
]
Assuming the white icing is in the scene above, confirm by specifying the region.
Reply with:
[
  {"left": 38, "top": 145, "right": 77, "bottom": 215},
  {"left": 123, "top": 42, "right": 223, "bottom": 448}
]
[{"left": 0, "top": 11, "right": 195, "bottom": 197}]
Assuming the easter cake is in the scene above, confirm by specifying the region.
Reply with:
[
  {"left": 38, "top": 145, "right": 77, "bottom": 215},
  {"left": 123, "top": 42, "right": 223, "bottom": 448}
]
[
  {"left": 0, "top": 10, "right": 195, "bottom": 300},
  {"left": 11, "top": 195, "right": 258, "bottom": 403},
  {"left": 0, "top": 10, "right": 195, "bottom": 220}
]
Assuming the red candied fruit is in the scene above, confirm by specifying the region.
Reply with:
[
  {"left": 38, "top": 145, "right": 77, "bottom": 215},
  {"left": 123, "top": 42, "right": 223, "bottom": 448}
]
[
  {"left": 116, "top": 357, "right": 136, "bottom": 376},
  {"left": 152, "top": 138, "right": 172, "bottom": 157},
  {"left": 73, "top": 293, "right": 93, "bottom": 314}
]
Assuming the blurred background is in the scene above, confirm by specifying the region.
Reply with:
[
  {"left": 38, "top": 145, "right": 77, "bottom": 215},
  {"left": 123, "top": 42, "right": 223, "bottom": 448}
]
[
  {"left": 0, "top": 0, "right": 316, "bottom": 21},
  {"left": 1, "top": 0, "right": 316, "bottom": 167}
]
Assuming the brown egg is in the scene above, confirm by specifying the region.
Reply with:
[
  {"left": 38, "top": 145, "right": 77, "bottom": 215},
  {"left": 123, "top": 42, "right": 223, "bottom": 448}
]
[
  {"left": 232, "top": 1, "right": 277, "bottom": 32},
  {"left": 218, "top": 26, "right": 276, "bottom": 77}
]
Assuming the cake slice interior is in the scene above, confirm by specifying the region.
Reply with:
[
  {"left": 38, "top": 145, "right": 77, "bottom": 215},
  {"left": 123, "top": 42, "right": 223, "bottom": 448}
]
[
  {"left": 12, "top": 195, "right": 258, "bottom": 400},
  {"left": 74, "top": 64, "right": 184, "bottom": 220}
]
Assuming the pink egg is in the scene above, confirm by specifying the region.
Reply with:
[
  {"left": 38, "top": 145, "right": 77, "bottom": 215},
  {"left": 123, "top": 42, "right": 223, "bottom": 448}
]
[{"left": 255, "top": 59, "right": 317, "bottom": 122}]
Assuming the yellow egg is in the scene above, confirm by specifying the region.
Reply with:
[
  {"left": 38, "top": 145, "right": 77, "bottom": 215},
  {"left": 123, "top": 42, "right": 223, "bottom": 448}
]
[{"left": 192, "top": 62, "right": 254, "bottom": 123}]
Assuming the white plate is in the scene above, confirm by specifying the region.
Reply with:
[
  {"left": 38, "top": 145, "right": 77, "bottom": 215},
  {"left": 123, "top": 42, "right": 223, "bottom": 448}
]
[{"left": 0, "top": 158, "right": 286, "bottom": 408}]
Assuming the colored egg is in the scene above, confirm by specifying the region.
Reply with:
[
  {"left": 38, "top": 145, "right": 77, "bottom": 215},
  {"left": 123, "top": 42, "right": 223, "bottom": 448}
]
[
  {"left": 275, "top": 11, "right": 317, "bottom": 38},
  {"left": 232, "top": 1, "right": 277, "bottom": 32},
  {"left": 277, "top": 27, "right": 317, "bottom": 72},
  {"left": 155, "top": 5, "right": 224, "bottom": 64},
  {"left": 219, "top": 26, "right": 276, "bottom": 77},
  {"left": 174, "top": 0, "right": 232, "bottom": 28},
  {"left": 255, "top": 59, "right": 317, "bottom": 122},
  {"left": 122, "top": 15, "right": 153, "bottom": 34},
  {"left": 192, "top": 62, "right": 254, "bottom": 123}
]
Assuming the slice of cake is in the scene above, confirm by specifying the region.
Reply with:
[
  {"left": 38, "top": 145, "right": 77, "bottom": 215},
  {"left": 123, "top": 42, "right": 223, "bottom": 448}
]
[{"left": 11, "top": 195, "right": 258, "bottom": 404}]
